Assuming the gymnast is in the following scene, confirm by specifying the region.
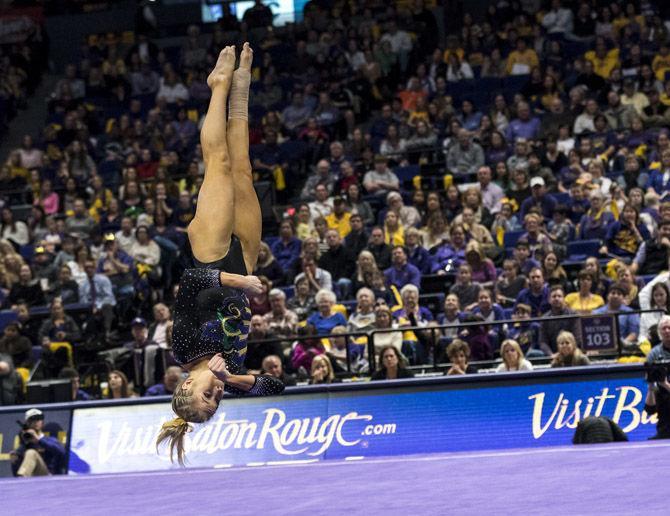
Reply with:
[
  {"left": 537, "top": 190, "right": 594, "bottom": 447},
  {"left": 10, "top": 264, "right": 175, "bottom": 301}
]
[{"left": 157, "top": 43, "right": 284, "bottom": 464}]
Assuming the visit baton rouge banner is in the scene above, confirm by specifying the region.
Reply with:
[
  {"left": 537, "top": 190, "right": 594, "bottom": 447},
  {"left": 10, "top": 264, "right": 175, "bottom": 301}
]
[{"left": 68, "top": 376, "right": 657, "bottom": 474}]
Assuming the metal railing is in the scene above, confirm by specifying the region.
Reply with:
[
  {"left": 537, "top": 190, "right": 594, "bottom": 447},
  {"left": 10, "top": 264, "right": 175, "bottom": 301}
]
[{"left": 228, "top": 308, "right": 662, "bottom": 377}]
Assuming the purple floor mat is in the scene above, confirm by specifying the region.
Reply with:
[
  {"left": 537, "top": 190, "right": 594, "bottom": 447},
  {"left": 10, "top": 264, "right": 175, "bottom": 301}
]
[{"left": 6, "top": 441, "right": 668, "bottom": 515}]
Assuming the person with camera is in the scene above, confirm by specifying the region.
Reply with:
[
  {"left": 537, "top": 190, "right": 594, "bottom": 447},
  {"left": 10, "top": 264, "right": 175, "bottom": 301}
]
[
  {"left": 10, "top": 408, "right": 66, "bottom": 477},
  {"left": 644, "top": 315, "right": 670, "bottom": 439}
]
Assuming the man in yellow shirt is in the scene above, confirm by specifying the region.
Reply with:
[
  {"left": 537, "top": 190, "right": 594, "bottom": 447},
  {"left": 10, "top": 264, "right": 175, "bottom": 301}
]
[
  {"left": 584, "top": 41, "right": 620, "bottom": 79},
  {"left": 325, "top": 196, "right": 352, "bottom": 238},
  {"left": 652, "top": 43, "right": 670, "bottom": 82},
  {"left": 506, "top": 39, "right": 539, "bottom": 75}
]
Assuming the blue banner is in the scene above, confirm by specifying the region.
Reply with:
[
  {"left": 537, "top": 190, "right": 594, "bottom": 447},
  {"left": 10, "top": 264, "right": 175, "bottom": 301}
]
[{"left": 68, "top": 374, "right": 657, "bottom": 474}]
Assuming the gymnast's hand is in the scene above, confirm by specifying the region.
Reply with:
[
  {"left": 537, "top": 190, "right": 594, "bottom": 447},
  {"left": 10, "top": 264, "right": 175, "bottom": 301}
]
[
  {"left": 243, "top": 275, "right": 264, "bottom": 296},
  {"left": 208, "top": 353, "right": 231, "bottom": 382}
]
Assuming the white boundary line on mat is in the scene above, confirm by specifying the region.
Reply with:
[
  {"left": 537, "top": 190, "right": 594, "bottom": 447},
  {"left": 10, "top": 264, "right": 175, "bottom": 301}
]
[{"left": 13, "top": 442, "right": 670, "bottom": 482}]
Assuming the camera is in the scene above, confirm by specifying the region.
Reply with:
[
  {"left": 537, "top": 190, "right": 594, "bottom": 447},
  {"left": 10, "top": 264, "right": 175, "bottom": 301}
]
[
  {"left": 645, "top": 360, "right": 670, "bottom": 383},
  {"left": 17, "top": 425, "right": 37, "bottom": 448}
]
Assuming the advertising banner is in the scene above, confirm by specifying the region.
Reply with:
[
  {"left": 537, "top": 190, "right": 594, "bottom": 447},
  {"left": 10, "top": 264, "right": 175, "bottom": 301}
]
[
  {"left": 0, "top": 407, "right": 70, "bottom": 478},
  {"left": 68, "top": 374, "right": 657, "bottom": 474}
]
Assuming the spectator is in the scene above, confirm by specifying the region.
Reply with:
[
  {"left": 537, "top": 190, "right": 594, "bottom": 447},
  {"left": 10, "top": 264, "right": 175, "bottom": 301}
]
[
  {"left": 156, "top": 69, "right": 189, "bottom": 105},
  {"left": 262, "top": 354, "right": 296, "bottom": 387},
  {"left": 291, "top": 324, "right": 324, "bottom": 373},
  {"left": 294, "top": 256, "right": 332, "bottom": 295},
  {"left": 38, "top": 297, "right": 81, "bottom": 346},
  {"left": 318, "top": 229, "right": 354, "bottom": 298},
  {"left": 65, "top": 199, "right": 96, "bottom": 239},
  {"left": 594, "top": 283, "right": 640, "bottom": 349},
  {"left": 518, "top": 213, "right": 553, "bottom": 259},
  {"left": 386, "top": 191, "right": 421, "bottom": 229},
  {"left": 243, "top": 0, "right": 274, "bottom": 29},
  {"left": 115, "top": 217, "right": 137, "bottom": 254},
  {"left": 271, "top": 220, "right": 302, "bottom": 272},
  {"left": 58, "top": 367, "right": 92, "bottom": 401},
  {"left": 431, "top": 224, "right": 467, "bottom": 273},
  {"left": 447, "top": 129, "right": 485, "bottom": 176},
  {"left": 287, "top": 276, "right": 315, "bottom": 322},
  {"left": 325, "top": 196, "right": 352, "bottom": 238},
  {"left": 445, "top": 339, "right": 478, "bottom": 375},
  {"left": 384, "top": 245, "right": 421, "bottom": 290},
  {"left": 449, "top": 263, "right": 481, "bottom": 310},
  {"left": 105, "top": 370, "right": 136, "bottom": 399},
  {"left": 254, "top": 242, "right": 284, "bottom": 287},
  {"left": 539, "top": 285, "right": 581, "bottom": 355},
  {"left": 5, "top": 264, "right": 45, "bottom": 308},
  {"left": 602, "top": 204, "right": 651, "bottom": 259},
  {"left": 551, "top": 331, "right": 591, "bottom": 368},
  {"left": 363, "top": 155, "right": 399, "bottom": 197},
  {"left": 344, "top": 213, "right": 370, "bottom": 259},
  {"left": 603, "top": 90, "right": 636, "bottom": 131},
  {"left": 244, "top": 316, "right": 283, "bottom": 371},
  {"left": 308, "top": 184, "right": 334, "bottom": 220},
  {"left": 639, "top": 283, "right": 670, "bottom": 343},
  {"left": 301, "top": 159, "right": 335, "bottom": 200},
  {"left": 347, "top": 287, "right": 376, "bottom": 333},
  {"left": 148, "top": 303, "right": 171, "bottom": 349},
  {"left": 519, "top": 177, "right": 557, "bottom": 221},
  {"left": 129, "top": 225, "right": 160, "bottom": 270},
  {"left": 307, "top": 289, "right": 347, "bottom": 335},
  {"left": 282, "top": 91, "right": 312, "bottom": 133},
  {"left": 346, "top": 186, "right": 375, "bottom": 227},
  {"left": 515, "top": 267, "right": 550, "bottom": 317},
  {"left": 1, "top": 207, "right": 29, "bottom": 248},
  {"left": 422, "top": 213, "right": 450, "bottom": 250},
  {"left": 371, "top": 345, "right": 413, "bottom": 381},
  {"left": 464, "top": 241, "right": 497, "bottom": 289},
  {"left": 79, "top": 259, "right": 116, "bottom": 338},
  {"left": 477, "top": 166, "right": 504, "bottom": 214},
  {"left": 309, "top": 354, "right": 338, "bottom": 385},
  {"left": 262, "top": 289, "right": 298, "bottom": 337},
  {"left": 371, "top": 305, "right": 403, "bottom": 358},
  {"left": 471, "top": 288, "right": 505, "bottom": 324},
  {"left": 541, "top": 0, "right": 573, "bottom": 35},
  {"left": 506, "top": 38, "right": 539, "bottom": 76},
  {"left": 144, "top": 366, "right": 182, "bottom": 396},
  {"left": 496, "top": 259, "right": 527, "bottom": 307},
  {"left": 0, "top": 323, "right": 32, "bottom": 368},
  {"left": 98, "top": 235, "right": 134, "bottom": 299},
  {"left": 506, "top": 102, "right": 541, "bottom": 142},
  {"left": 578, "top": 191, "right": 615, "bottom": 241},
  {"left": 496, "top": 339, "right": 534, "bottom": 372}
]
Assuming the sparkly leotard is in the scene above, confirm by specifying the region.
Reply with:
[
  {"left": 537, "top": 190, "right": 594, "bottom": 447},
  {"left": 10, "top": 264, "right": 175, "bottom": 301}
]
[{"left": 172, "top": 235, "right": 284, "bottom": 396}]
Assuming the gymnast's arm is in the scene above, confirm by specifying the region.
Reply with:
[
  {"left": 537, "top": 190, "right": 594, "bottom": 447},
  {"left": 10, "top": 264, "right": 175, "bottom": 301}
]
[
  {"left": 208, "top": 353, "right": 285, "bottom": 396},
  {"left": 176, "top": 268, "right": 262, "bottom": 295}
]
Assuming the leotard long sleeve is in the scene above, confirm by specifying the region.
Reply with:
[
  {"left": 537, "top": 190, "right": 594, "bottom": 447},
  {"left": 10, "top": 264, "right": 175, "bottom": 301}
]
[{"left": 172, "top": 268, "right": 284, "bottom": 396}]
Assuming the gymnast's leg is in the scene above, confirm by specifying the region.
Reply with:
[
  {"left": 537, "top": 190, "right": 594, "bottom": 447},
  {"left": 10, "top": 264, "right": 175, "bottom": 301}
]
[
  {"left": 187, "top": 46, "right": 237, "bottom": 263},
  {"left": 227, "top": 42, "right": 261, "bottom": 274}
]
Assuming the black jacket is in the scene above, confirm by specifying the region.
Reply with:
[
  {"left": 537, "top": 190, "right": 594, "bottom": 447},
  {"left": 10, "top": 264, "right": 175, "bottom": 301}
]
[{"left": 318, "top": 245, "right": 355, "bottom": 281}]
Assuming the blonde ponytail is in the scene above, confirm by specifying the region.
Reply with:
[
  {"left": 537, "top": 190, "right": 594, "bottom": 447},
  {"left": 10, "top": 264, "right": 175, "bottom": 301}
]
[
  {"left": 156, "top": 383, "right": 209, "bottom": 465},
  {"left": 156, "top": 417, "right": 191, "bottom": 466}
]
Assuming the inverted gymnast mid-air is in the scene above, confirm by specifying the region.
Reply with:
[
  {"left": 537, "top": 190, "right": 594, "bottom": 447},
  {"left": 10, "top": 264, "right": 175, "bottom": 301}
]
[{"left": 157, "top": 43, "right": 284, "bottom": 464}]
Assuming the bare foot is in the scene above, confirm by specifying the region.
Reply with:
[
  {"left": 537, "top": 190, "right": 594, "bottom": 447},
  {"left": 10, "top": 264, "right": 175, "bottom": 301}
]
[
  {"left": 236, "top": 42, "right": 253, "bottom": 73},
  {"left": 207, "top": 46, "right": 236, "bottom": 91}
]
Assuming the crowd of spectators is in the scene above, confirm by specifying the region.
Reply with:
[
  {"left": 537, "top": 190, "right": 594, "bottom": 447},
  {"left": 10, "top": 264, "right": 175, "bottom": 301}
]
[
  {"left": 0, "top": 17, "right": 48, "bottom": 133},
  {"left": 5, "top": 0, "right": 670, "bottom": 401}
]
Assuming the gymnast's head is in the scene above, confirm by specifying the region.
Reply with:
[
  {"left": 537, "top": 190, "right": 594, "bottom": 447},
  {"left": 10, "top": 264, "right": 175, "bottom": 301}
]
[{"left": 156, "top": 363, "right": 224, "bottom": 464}]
